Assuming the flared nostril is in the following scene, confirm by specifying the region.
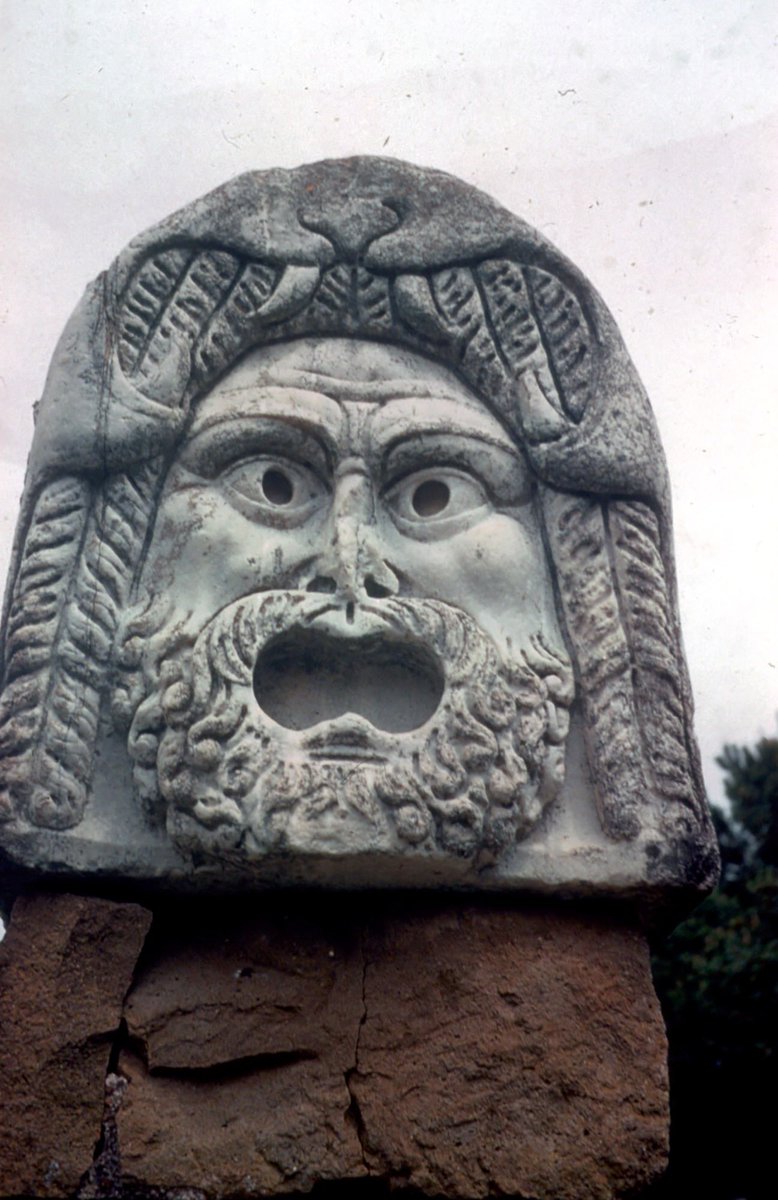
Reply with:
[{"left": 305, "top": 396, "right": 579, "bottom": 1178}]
[
  {"left": 306, "top": 570, "right": 398, "bottom": 600},
  {"left": 364, "top": 575, "right": 393, "bottom": 599},
  {"left": 306, "top": 575, "right": 338, "bottom": 595}
]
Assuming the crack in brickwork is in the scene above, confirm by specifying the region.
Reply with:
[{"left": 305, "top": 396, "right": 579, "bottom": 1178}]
[
  {"left": 77, "top": 1071, "right": 128, "bottom": 1199},
  {"left": 344, "top": 924, "right": 370, "bottom": 1174}
]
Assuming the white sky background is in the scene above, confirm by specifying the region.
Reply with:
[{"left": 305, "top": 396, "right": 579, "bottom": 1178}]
[{"left": 1, "top": 0, "right": 776, "bottom": 811}]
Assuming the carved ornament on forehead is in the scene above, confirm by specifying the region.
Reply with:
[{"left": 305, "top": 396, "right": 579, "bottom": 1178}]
[{"left": 297, "top": 194, "right": 401, "bottom": 258}]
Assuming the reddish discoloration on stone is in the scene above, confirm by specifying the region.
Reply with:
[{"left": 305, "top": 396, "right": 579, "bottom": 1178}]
[
  {"left": 0, "top": 895, "right": 668, "bottom": 1198},
  {"left": 0, "top": 893, "right": 151, "bottom": 1197},
  {"left": 115, "top": 899, "right": 667, "bottom": 1199},
  {"left": 117, "top": 903, "right": 366, "bottom": 1195},
  {"left": 354, "top": 905, "right": 669, "bottom": 1199}
]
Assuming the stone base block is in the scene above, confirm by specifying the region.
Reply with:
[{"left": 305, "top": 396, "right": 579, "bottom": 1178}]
[
  {"left": 0, "top": 893, "right": 668, "bottom": 1198},
  {"left": 0, "top": 893, "right": 152, "bottom": 1197}
]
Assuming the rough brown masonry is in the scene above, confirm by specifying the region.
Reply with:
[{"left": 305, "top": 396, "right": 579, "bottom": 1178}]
[
  {"left": 0, "top": 893, "right": 152, "bottom": 1197},
  {"left": 0, "top": 893, "right": 668, "bottom": 1199}
]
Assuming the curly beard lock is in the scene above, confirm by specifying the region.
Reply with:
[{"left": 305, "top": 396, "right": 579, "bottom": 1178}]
[{"left": 113, "top": 591, "right": 574, "bottom": 866}]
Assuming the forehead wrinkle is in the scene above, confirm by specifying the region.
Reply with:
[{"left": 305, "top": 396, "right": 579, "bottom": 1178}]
[
  {"left": 242, "top": 367, "right": 478, "bottom": 405},
  {"left": 185, "top": 364, "right": 521, "bottom": 470}
]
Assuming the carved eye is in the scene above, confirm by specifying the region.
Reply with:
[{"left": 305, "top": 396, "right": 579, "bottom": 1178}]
[
  {"left": 385, "top": 468, "right": 489, "bottom": 537},
  {"left": 261, "top": 468, "right": 294, "bottom": 506},
  {"left": 411, "top": 479, "right": 450, "bottom": 517},
  {"left": 222, "top": 457, "right": 327, "bottom": 522}
]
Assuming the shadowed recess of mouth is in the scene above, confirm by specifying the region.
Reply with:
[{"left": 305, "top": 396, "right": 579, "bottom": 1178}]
[{"left": 253, "top": 629, "right": 444, "bottom": 733}]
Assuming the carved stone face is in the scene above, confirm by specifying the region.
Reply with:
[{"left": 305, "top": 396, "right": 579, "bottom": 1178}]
[
  {"left": 0, "top": 157, "right": 718, "bottom": 903},
  {"left": 138, "top": 337, "right": 561, "bottom": 653},
  {"left": 120, "top": 338, "right": 573, "bottom": 862}
]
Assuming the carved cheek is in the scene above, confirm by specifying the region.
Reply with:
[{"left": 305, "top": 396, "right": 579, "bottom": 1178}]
[
  {"left": 382, "top": 512, "right": 542, "bottom": 613},
  {"left": 139, "top": 487, "right": 322, "bottom": 611}
]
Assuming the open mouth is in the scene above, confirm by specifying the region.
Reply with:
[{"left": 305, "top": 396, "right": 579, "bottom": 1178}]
[{"left": 252, "top": 628, "right": 445, "bottom": 734}]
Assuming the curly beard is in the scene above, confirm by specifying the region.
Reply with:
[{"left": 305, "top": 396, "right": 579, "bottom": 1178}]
[{"left": 113, "top": 592, "right": 574, "bottom": 867}]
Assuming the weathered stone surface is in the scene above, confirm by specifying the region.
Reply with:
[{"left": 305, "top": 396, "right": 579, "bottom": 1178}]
[
  {"left": 0, "top": 892, "right": 151, "bottom": 1197},
  {"left": 112, "top": 897, "right": 668, "bottom": 1198},
  {"left": 355, "top": 903, "right": 669, "bottom": 1199},
  {"left": 0, "top": 157, "right": 718, "bottom": 911},
  {"left": 117, "top": 901, "right": 366, "bottom": 1195}
]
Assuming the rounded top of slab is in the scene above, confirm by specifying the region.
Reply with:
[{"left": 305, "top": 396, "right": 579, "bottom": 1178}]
[
  {"left": 0, "top": 157, "right": 719, "bottom": 912},
  {"left": 27, "top": 155, "right": 665, "bottom": 507}
]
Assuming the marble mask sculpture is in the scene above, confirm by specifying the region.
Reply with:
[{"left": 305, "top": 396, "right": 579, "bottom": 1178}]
[{"left": 0, "top": 157, "right": 718, "bottom": 901}]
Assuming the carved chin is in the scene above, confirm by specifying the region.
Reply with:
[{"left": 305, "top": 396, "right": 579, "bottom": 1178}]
[{"left": 122, "top": 592, "right": 573, "bottom": 864}]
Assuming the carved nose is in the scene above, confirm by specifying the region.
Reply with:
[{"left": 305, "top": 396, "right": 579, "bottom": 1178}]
[{"left": 306, "top": 471, "right": 399, "bottom": 601}]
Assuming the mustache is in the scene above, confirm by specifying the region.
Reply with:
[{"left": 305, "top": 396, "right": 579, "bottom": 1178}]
[{"left": 114, "top": 588, "right": 573, "bottom": 730}]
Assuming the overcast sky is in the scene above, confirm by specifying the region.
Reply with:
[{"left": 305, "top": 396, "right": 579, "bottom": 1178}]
[{"left": 1, "top": 0, "right": 776, "bottom": 810}]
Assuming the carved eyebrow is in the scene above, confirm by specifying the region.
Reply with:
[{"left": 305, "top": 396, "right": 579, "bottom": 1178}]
[
  {"left": 177, "top": 414, "right": 335, "bottom": 477},
  {"left": 187, "top": 407, "right": 338, "bottom": 443},
  {"left": 382, "top": 427, "right": 524, "bottom": 463},
  {"left": 377, "top": 419, "right": 522, "bottom": 471},
  {"left": 368, "top": 395, "right": 519, "bottom": 451},
  {"left": 380, "top": 422, "right": 519, "bottom": 455},
  {"left": 187, "top": 384, "right": 344, "bottom": 437},
  {"left": 381, "top": 431, "right": 533, "bottom": 503}
]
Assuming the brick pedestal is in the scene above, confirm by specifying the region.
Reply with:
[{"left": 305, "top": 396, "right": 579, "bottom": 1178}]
[{"left": 0, "top": 893, "right": 668, "bottom": 1199}]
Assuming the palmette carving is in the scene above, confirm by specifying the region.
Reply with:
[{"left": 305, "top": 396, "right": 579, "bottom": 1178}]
[
  {"left": 607, "top": 501, "right": 698, "bottom": 820},
  {"left": 542, "top": 490, "right": 700, "bottom": 843},
  {"left": 0, "top": 157, "right": 718, "bottom": 900},
  {"left": 0, "top": 465, "right": 159, "bottom": 828}
]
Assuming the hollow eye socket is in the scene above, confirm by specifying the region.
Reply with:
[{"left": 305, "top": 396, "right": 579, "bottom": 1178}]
[
  {"left": 261, "top": 467, "right": 294, "bottom": 506},
  {"left": 412, "top": 479, "right": 450, "bottom": 517},
  {"left": 222, "top": 456, "right": 326, "bottom": 522},
  {"left": 386, "top": 468, "right": 489, "bottom": 537}
]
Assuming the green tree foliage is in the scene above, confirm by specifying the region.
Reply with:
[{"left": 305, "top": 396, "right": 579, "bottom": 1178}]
[
  {"left": 717, "top": 739, "right": 778, "bottom": 866},
  {"left": 650, "top": 737, "right": 778, "bottom": 1199}
]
